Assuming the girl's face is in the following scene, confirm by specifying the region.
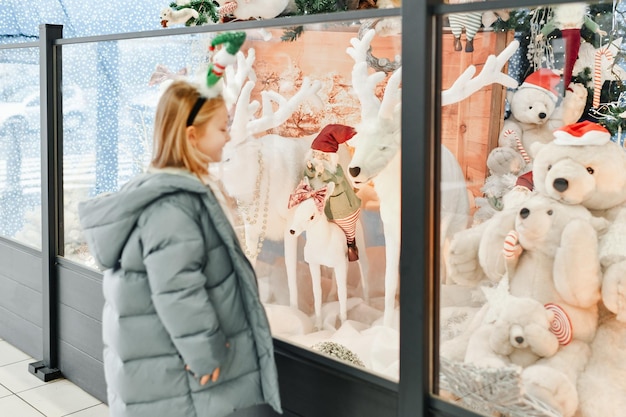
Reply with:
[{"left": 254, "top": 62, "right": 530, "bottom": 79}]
[{"left": 188, "top": 104, "right": 230, "bottom": 162}]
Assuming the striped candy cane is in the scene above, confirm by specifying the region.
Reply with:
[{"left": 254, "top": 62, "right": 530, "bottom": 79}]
[
  {"left": 594, "top": 47, "right": 614, "bottom": 108},
  {"left": 503, "top": 230, "right": 522, "bottom": 259},
  {"left": 503, "top": 129, "right": 530, "bottom": 164}
]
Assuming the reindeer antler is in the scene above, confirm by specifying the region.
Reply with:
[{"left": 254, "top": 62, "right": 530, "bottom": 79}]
[
  {"left": 247, "top": 77, "right": 322, "bottom": 135},
  {"left": 230, "top": 80, "right": 260, "bottom": 145},
  {"left": 347, "top": 28, "right": 401, "bottom": 121},
  {"left": 441, "top": 40, "right": 520, "bottom": 106},
  {"left": 223, "top": 48, "right": 257, "bottom": 110}
]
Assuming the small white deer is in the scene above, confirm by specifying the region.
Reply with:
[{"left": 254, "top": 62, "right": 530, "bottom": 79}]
[
  {"left": 288, "top": 179, "right": 369, "bottom": 330},
  {"left": 346, "top": 30, "right": 520, "bottom": 326}
]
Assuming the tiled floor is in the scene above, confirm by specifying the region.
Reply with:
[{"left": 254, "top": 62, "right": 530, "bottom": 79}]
[{"left": 0, "top": 338, "right": 109, "bottom": 416}]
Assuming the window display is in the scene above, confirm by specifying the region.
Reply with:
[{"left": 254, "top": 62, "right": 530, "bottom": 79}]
[
  {"left": 60, "top": 18, "right": 404, "bottom": 380},
  {"left": 216, "top": 22, "right": 404, "bottom": 380},
  {"left": 439, "top": 2, "right": 626, "bottom": 417}
]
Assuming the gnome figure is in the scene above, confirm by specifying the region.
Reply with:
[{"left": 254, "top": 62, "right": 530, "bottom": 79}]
[
  {"left": 302, "top": 124, "right": 362, "bottom": 262},
  {"left": 538, "top": 3, "right": 607, "bottom": 92}
]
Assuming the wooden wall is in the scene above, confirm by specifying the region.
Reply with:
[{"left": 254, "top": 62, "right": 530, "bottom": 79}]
[
  {"left": 246, "top": 28, "right": 511, "bottom": 206},
  {"left": 441, "top": 30, "right": 513, "bottom": 202}
]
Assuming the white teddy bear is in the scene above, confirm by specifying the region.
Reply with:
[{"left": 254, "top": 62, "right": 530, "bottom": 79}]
[
  {"left": 475, "top": 69, "right": 588, "bottom": 221},
  {"left": 497, "top": 69, "right": 587, "bottom": 166},
  {"left": 447, "top": 121, "right": 626, "bottom": 417},
  {"left": 488, "top": 193, "right": 605, "bottom": 417},
  {"left": 464, "top": 283, "right": 559, "bottom": 369},
  {"left": 532, "top": 121, "right": 626, "bottom": 320},
  {"left": 530, "top": 121, "right": 626, "bottom": 417}
]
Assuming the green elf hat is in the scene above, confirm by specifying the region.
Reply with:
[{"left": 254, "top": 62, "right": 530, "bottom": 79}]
[{"left": 206, "top": 31, "right": 247, "bottom": 89}]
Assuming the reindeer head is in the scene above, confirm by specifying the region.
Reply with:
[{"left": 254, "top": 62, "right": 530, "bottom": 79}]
[
  {"left": 287, "top": 180, "right": 334, "bottom": 236},
  {"left": 346, "top": 29, "right": 402, "bottom": 185},
  {"left": 348, "top": 102, "right": 401, "bottom": 184}
]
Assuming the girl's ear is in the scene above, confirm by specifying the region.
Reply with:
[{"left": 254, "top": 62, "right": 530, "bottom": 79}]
[{"left": 186, "top": 125, "right": 197, "bottom": 146}]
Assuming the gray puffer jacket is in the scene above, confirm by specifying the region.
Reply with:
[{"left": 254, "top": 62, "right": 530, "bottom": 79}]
[{"left": 78, "top": 170, "right": 281, "bottom": 417}]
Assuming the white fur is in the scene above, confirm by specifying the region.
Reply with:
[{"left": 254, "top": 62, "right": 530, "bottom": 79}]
[
  {"left": 288, "top": 183, "right": 369, "bottom": 330},
  {"left": 214, "top": 0, "right": 290, "bottom": 19},
  {"left": 159, "top": 7, "right": 199, "bottom": 25},
  {"left": 552, "top": 3, "right": 587, "bottom": 29},
  {"left": 347, "top": 30, "right": 472, "bottom": 325},
  {"left": 218, "top": 52, "right": 323, "bottom": 310}
]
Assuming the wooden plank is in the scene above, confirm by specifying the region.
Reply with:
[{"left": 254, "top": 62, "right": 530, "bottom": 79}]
[{"left": 440, "top": 30, "right": 509, "bottom": 205}]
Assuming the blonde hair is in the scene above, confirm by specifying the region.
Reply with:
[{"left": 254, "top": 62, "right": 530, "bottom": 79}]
[{"left": 151, "top": 80, "right": 226, "bottom": 178}]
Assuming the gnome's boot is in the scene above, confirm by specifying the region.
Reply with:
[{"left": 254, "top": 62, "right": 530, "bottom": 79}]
[
  {"left": 347, "top": 241, "right": 359, "bottom": 262},
  {"left": 465, "top": 39, "right": 474, "bottom": 53},
  {"left": 453, "top": 37, "right": 462, "bottom": 51}
]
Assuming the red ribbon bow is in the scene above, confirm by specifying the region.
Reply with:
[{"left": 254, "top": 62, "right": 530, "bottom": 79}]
[{"left": 288, "top": 180, "right": 328, "bottom": 213}]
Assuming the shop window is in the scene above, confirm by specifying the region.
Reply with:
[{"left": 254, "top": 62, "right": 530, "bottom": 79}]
[
  {"left": 64, "top": 18, "right": 403, "bottom": 380},
  {"left": 0, "top": 48, "right": 42, "bottom": 249},
  {"left": 438, "top": 2, "right": 626, "bottom": 416}
]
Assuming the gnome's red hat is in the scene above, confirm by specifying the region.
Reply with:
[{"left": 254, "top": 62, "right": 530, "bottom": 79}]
[
  {"left": 520, "top": 69, "right": 561, "bottom": 103},
  {"left": 553, "top": 121, "right": 611, "bottom": 146},
  {"left": 311, "top": 124, "right": 357, "bottom": 153}
]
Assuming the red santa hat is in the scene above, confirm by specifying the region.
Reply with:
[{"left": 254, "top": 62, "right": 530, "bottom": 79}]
[
  {"left": 520, "top": 68, "right": 561, "bottom": 103},
  {"left": 553, "top": 121, "right": 611, "bottom": 146},
  {"left": 311, "top": 124, "right": 357, "bottom": 153}
]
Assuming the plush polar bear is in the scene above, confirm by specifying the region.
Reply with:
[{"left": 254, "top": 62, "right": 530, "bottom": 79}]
[
  {"left": 448, "top": 191, "right": 605, "bottom": 416},
  {"left": 496, "top": 69, "right": 587, "bottom": 170},
  {"left": 530, "top": 121, "right": 626, "bottom": 417},
  {"left": 532, "top": 121, "right": 626, "bottom": 320},
  {"left": 488, "top": 193, "right": 605, "bottom": 416},
  {"left": 464, "top": 288, "right": 559, "bottom": 369},
  {"left": 474, "top": 69, "right": 588, "bottom": 221}
]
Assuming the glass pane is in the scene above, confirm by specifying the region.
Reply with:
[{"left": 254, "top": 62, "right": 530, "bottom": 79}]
[
  {"left": 67, "top": 17, "right": 402, "bottom": 381},
  {"left": 0, "top": 47, "right": 41, "bottom": 249},
  {"left": 439, "top": 2, "right": 626, "bottom": 416}
]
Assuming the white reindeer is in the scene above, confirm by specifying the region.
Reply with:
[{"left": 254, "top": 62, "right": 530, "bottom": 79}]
[
  {"left": 346, "top": 30, "right": 520, "bottom": 326},
  {"left": 288, "top": 180, "right": 369, "bottom": 329},
  {"left": 218, "top": 50, "right": 325, "bottom": 309}
]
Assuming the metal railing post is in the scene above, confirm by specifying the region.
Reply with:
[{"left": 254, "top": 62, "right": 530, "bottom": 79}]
[{"left": 29, "top": 23, "right": 64, "bottom": 382}]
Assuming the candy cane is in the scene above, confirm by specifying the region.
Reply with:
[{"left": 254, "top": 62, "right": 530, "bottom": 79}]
[
  {"left": 503, "top": 129, "right": 530, "bottom": 164},
  {"left": 594, "top": 47, "right": 614, "bottom": 108},
  {"left": 503, "top": 230, "right": 522, "bottom": 259}
]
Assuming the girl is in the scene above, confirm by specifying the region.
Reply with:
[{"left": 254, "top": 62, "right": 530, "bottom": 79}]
[{"left": 78, "top": 79, "right": 282, "bottom": 417}]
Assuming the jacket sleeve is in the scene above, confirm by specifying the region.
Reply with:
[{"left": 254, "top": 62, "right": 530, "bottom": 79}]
[{"left": 139, "top": 197, "right": 228, "bottom": 377}]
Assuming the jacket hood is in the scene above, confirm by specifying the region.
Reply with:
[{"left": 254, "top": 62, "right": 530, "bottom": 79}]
[{"left": 78, "top": 171, "right": 208, "bottom": 269}]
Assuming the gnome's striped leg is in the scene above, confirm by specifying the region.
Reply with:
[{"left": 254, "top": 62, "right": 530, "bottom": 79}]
[
  {"left": 332, "top": 209, "right": 361, "bottom": 261},
  {"left": 447, "top": 12, "right": 482, "bottom": 52}
]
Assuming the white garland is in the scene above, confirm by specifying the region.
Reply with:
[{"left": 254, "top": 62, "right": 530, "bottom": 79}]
[
  {"left": 528, "top": 7, "right": 556, "bottom": 71},
  {"left": 439, "top": 357, "right": 561, "bottom": 417}
]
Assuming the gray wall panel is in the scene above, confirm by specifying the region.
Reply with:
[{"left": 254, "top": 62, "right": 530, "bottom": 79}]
[
  {"left": 0, "top": 305, "right": 42, "bottom": 360},
  {"left": 0, "top": 274, "right": 42, "bottom": 327},
  {"left": 58, "top": 266, "right": 103, "bottom": 321},
  {"left": 0, "top": 240, "right": 42, "bottom": 292},
  {"left": 58, "top": 303, "right": 103, "bottom": 362},
  {"left": 58, "top": 340, "right": 106, "bottom": 403}
]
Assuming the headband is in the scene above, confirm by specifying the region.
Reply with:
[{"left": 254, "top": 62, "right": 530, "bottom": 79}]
[{"left": 186, "top": 96, "right": 207, "bottom": 127}]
